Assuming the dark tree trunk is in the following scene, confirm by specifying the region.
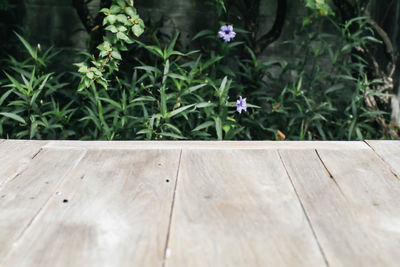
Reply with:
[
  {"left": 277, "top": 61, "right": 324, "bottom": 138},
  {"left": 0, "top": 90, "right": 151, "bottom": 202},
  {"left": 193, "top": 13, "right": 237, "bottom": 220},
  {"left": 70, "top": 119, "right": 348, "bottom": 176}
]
[
  {"left": 255, "top": 0, "right": 287, "bottom": 55},
  {"left": 72, "top": 0, "right": 112, "bottom": 52}
]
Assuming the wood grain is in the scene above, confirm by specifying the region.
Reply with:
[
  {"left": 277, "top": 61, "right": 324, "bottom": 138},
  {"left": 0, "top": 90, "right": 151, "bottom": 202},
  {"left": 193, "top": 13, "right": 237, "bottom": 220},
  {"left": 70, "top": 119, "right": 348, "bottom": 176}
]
[
  {"left": 0, "top": 148, "right": 86, "bottom": 262},
  {"left": 0, "top": 140, "right": 47, "bottom": 186},
  {"left": 365, "top": 140, "right": 400, "bottom": 177},
  {"left": 2, "top": 149, "right": 181, "bottom": 267},
  {"left": 316, "top": 148, "right": 400, "bottom": 266},
  {"left": 280, "top": 149, "right": 395, "bottom": 267},
  {"left": 1, "top": 140, "right": 400, "bottom": 267},
  {"left": 164, "top": 149, "right": 327, "bottom": 267}
]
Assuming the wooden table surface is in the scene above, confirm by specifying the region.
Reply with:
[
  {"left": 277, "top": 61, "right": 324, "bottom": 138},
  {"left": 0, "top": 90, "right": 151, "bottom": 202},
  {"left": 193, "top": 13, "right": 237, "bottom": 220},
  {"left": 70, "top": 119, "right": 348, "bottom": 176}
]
[{"left": 0, "top": 140, "right": 399, "bottom": 267}]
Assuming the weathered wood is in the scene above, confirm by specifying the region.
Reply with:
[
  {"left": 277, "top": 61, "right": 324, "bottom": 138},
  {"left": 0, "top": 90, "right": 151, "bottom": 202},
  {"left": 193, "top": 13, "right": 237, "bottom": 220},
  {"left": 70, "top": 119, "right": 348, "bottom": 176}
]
[
  {"left": 279, "top": 149, "right": 396, "bottom": 267},
  {"left": 0, "top": 140, "right": 47, "bottom": 186},
  {"left": 164, "top": 149, "right": 327, "bottom": 267},
  {"left": 365, "top": 140, "right": 400, "bottom": 177},
  {"left": 315, "top": 148, "right": 400, "bottom": 266},
  {"left": 1, "top": 140, "right": 400, "bottom": 267},
  {"left": 44, "top": 140, "right": 369, "bottom": 150},
  {"left": 1, "top": 149, "right": 181, "bottom": 267},
  {"left": 0, "top": 148, "right": 86, "bottom": 262}
]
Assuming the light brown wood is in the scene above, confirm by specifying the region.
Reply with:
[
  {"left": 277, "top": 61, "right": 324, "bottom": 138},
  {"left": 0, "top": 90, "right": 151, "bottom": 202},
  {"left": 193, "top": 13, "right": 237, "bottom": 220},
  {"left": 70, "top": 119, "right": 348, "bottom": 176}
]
[
  {"left": 1, "top": 140, "right": 400, "bottom": 267},
  {"left": 0, "top": 140, "right": 47, "bottom": 186},
  {"left": 365, "top": 140, "right": 400, "bottom": 176},
  {"left": 0, "top": 148, "right": 86, "bottom": 261},
  {"left": 1, "top": 149, "right": 181, "bottom": 267},
  {"left": 279, "top": 149, "right": 396, "bottom": 267},
  {"left": 315, "top": 148, "right": 400, "bottom": 266},
  {"left": 44, "top": 140, "right": 369, "bottom": 150},
  {"left": 164, "top": 149, "right": 327, "bottom": 267}
]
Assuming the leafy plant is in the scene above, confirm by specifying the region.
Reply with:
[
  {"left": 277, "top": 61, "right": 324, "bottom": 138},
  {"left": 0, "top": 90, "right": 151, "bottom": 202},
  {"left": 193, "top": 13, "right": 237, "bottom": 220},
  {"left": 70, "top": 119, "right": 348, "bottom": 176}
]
[
  {"left": 0, "top": 0, "right": 394, "bottom": 141},
  {"left": 0, "top": 33, "right": 76, "bottom": 139},
  {"left": 76, "top": 0, "right": 145, "bottom": 91}
]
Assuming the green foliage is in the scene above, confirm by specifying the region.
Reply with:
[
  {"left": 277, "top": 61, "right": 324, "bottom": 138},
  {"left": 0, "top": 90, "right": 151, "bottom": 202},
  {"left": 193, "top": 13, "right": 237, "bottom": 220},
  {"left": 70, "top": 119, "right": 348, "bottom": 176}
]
[
  {"left": 263, "top": 16, "right": 389, "bottom": 140},
  {"left": 305, "top": 0, "right": 334, "bottom": 16},
  {"left": 0, "top": 35, "right": 76, "bottom": 139},
  {"left": 75, "top": 31, "right": 251, "bottom": 140},
  {"left": 76, "top": 0, "right": 145, "bottom": 91},
  {"left": 0, "top": 1, "right": 392, "bottom": 140},
  {"left": 303, "top": 0, "right": 335, "bottom": 26}
]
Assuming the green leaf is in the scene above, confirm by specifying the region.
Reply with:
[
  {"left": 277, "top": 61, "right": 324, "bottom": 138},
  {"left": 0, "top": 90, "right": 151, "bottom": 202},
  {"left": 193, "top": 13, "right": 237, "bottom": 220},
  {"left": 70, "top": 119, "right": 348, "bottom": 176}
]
[
  {"left": 163, "top": 123, "right": 183, "bottom": 135},
  {"left": 107, "top": 14, "right": 117, "bottom": 24},
  {"left": 167, "top": 73, "right": 185, "bottom": 80},
  {"left": 116, "top": 14, "right": 129, "bottom": 25},
  {"left": 110, "top": 5, "right": 121, "bottom": 13},
  {"left": 192, "top": 29, "right": 214, "bottom": 41},
  {"left": 188, "top": 84, "right": 207, "bottom": 93},
  {"left": 116, "top": 32, "right": 131, "bottom": 42},
  {"left": 195, "top": 102, "right": 216, "bottom": 108},
  {"left": 125, "top": 6, "right": 137, "bottom": 18},
  {"left": 99, "top": 97, "right": 122, "bottom": 109},
  {"left": 15, "top": 32, "right": 36, "bottom": 60},
  {"left": 219, "top": 76, "right": 229, "bottom": 98},
  {"left": 4, "top": 72, "right": 27, "bottom": 95},
  {"left": 202, "top": 56, "right": 223, "bottom": 70},
  {"left": 0, "top": 89, "right": 13, "bottom": 106},
  {"left": 137, "top": 128, "right": 153, "bottom": 135},
  {"left": 131, "top": 96, "right": 157, "bottom": 102},
  {"left": 160, "top": 132, "right": 187, "bottom": 140},
  {"left": 105, "top": 25, "right": 118, "bottom": 33},
  {"left": 111, "top": 50, "right": 122, "bottom": 60},
  {"left": 326, "top": 83, "right": 345, "bottom": 93},
  {"left": 132, "top": 24, "right": 144, "bottom": 37},
  {"left": 0, "top": 112, "right": 26, "bottom": 124},
  {"left": 86, "top": 72, "right": 94, "bottom": 79},
  {"left": 139, "top": 43, "right": 164, "bottom": 58},
  {"left": 214, "top": 117, "right": 223, "bottom": 140},
  {"left": 192, "top": 121, "right": 214, "bottom": 132},
  {"left": 118, "top": 25, "right": 128, "bottom": 32},
  {"left": 166, "top": 104, "right": 195, "bottom": 119}
]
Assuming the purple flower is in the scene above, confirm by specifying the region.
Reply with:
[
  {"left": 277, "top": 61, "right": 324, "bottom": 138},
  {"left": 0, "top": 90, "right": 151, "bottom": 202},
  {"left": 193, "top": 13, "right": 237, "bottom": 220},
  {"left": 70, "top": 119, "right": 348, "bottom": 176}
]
[
  {"left": 236, "top": 96, "right": 247, "bottom": 114},
  {"left": 218, "top": 25, "right": 236, "bottom": 42}
]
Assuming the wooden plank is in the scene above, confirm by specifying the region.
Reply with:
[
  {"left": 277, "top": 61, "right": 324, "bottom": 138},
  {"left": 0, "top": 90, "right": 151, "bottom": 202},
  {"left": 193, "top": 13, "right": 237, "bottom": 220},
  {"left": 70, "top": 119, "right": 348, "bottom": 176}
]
[
  {"left": 280, "top": 149, "right": 397, "bottom": 267},
  {"left": 0, "top": 140, "right": 47, "bottom": 186},
  {"left": 365, "top": 140, "right": 400, "bottom": 177},
  {"left": 45, "top": 140, "right": 369, "bottom": 150},
  {"left": 1, "top": 149, "right": 181, "bottom": 267},
  {"left": 315, "top": 148, "right": 400, "bottom": 266},
  {"left": 0, "top": 148, "right": 86, "bottom": 261},
  {"left": 164, "top": 149, "right": 327, "bottom": 267}
]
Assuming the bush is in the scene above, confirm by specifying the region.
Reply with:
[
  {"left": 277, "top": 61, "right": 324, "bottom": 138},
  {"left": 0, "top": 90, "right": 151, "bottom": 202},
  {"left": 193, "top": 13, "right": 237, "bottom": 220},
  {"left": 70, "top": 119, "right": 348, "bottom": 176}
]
[{"left": 0, "top": 0, "right": 394, "bottom": 140}]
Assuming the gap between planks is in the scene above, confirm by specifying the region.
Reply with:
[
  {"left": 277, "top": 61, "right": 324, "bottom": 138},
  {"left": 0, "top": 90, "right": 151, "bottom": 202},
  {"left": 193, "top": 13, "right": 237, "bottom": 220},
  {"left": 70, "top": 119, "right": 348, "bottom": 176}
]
[
  {"left": 0, "top": 148, "right": 88, "bottom": 266},
  {"left": 162, "top": 149, "right": 183, "bottom": 267},
  {"left": 364, "top": 140, "right": 400, "bottom": 180},
  {"left": 277, "top": 150, "right": 331, "bottom": 267},
  {"left": 0, "top": 141, "right": 47, "bottom": 189},
  {"left": 314, "top": 149, "right": 348, "bottom": 199}
]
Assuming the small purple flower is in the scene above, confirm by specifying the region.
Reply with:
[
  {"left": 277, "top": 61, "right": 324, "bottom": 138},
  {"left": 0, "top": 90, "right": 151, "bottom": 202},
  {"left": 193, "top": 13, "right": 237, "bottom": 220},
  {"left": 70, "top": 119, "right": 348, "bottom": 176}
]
[
  {"left": 218, "top": 25, "right": 236, "bottom": 42},
  {"left": 236, "top": 96, "right": 247, "bottom": 114}
]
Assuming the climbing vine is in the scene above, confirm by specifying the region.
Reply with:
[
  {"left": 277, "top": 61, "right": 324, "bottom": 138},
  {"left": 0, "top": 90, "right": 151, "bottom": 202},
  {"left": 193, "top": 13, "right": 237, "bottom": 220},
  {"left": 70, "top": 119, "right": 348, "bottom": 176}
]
[{"left": 75, "top": 0, "right": 145, "bottom": 91}]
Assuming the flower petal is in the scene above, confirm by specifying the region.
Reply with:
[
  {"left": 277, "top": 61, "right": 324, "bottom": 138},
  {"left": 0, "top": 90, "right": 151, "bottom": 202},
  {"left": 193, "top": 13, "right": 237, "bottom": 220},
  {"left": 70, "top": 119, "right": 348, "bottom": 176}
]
[{"left": 220, "top": 25, "right": 229, "bottom": 32}]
